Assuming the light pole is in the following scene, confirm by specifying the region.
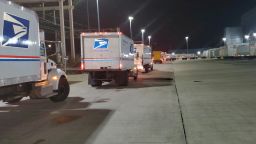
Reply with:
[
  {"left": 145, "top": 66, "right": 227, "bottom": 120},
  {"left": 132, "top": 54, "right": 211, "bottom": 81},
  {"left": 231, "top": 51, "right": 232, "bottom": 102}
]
[
  {"left": 128, "top": 16, "right": 134, "bottom": 39},
  {"left": 141, "top": 29, "right": 145, "bottom": 44},
  {"left": 148, "top": 35, "right": 152, "bottom": 46},
  {"left": 185, "top": 36, "right": 189, "bottom": 55},
  {"left": 96, "top": 0, "right": 100, "bottom": 32},
  {"left": 87, "top": 0, "right": 90, "bottom": 30}
]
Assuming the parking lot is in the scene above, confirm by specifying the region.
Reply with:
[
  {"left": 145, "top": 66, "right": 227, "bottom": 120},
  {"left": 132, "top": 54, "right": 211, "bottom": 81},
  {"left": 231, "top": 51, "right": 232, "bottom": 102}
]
[{"left": 1, "top": 60, "right": 256, "bottom": 144}]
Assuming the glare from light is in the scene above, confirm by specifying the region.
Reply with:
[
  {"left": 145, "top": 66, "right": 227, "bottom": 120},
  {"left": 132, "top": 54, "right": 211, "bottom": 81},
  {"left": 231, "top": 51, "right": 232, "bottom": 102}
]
[
  {"left": 128, "top": 16, "right": 134, "bottom": 21},
  {"left": 52, "top": 76, "right": 58, "bottom": 81},
  {"left": 245, "top": 35, "right": 250, "bottom": 40},
  {"left": 197, "top": 51, "right": 201, "bottom": 55},
  {"left": 172, "top": 52, "right": 175, "bottom": 56},
  {"left": 253, "top": 33, "right": 256, "bottom": 38},
  {"left": 0, "top": 36, "right": 4, "bottom": 43},
  {"left": 48, "top": 44, "right": 52, "bottom": 48},
  {"left": 9, "top": 38, "right": 18, "bottom": 44},
  {"left": 185, "top": 36, "right": 189, "bottom": 41},
  {"left": 141, "top": 29, "right": 145, "bottom": 33},
  {"left": 148, "top": 35, "right": 152, "bottom": 39},
  {"left": 80, "top": 63, "right": 84, "bottom": 70},
  {"left": 138, "top": 65, "right": 144, "bottom": 70},
  {"left": 8, "top": 1, "right": 12, "bottom": 5},
  {"left": 123, "top": 54, "right": 129, "bottom": 58},
  {"left": 21, "top": 6, "right": 24, "bottom": 11},
  {"left": 22, "top": 40, "right": 33, "bottom": 45},
  {"left": 222, "top": 37, "right": 227, "bottom": 42}
]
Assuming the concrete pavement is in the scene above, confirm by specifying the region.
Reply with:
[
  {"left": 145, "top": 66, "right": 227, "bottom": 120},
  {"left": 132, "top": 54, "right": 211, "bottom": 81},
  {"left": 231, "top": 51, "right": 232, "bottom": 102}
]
[
  {"left": 173, "top": 60, "right": 256, "bottom": 144},
  {"left": 0, "top": 64, "right": 186, "bottom": 144},
  {"left": 2, "top": 59, "right": 255, "bottom": 144}
]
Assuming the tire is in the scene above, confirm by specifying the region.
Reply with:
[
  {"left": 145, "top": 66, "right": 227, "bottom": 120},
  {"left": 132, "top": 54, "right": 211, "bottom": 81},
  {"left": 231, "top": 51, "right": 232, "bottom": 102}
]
[
  {"left": 134, "top": 71, "right": 138, "bottom": 81},
  {"left": 144, "top": 66, "right": 149, "bottom": 73},
  {"left": 7, "top": 97, "right": 23, "bottom": 104},
  {"left": 49, "top": 77, "right": 70, "bottom": 102},
  {"left": 116, "top": 71, "right": 128, "bottom": 86},
  {"left": 151, "top": 65, "right": 154, "bottom": 71},
  {"left": 91, "top": 80, "right": 102, "bottom": 87},
  {"left": 88, "top": 73, "right": 102, "bottom": 87}
]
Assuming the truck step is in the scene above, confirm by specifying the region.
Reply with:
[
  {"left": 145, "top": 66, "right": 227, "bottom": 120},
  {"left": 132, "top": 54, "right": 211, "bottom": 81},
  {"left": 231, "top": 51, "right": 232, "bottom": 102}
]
[{"left": 30, "top": 82, "right": 56, "bottom": 99}]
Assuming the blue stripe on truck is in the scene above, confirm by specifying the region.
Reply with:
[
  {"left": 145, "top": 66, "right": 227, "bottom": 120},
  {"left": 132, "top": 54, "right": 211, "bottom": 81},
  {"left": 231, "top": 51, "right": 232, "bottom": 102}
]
[
  {"left": 0, "top": 59, "right": 40, "bottom": 62},
  {"left": 82, "top": 59, "right": 113, "bottom": 62}
]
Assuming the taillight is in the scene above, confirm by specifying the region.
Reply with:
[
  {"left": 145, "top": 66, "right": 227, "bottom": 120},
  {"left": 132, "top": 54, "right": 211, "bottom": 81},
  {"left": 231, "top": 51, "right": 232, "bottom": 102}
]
[
  {"left": 81, "top": 63, "right": 84, "bottom": 70},
  {"left": 120, "top": 63, "right": 123, "bottom": 69}
]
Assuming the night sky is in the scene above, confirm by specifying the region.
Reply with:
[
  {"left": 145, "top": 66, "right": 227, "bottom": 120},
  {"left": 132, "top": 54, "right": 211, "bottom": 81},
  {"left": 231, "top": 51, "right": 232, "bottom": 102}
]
[{"left": 74, "top": 0, "right": 256, "bottom": 52}]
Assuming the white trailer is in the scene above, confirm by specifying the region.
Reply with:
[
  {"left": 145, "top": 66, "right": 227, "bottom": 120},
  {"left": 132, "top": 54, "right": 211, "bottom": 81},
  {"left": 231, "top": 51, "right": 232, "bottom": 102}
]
[
  {"left": 81, "top": 32, "right": 138, "bottom": 86},
  {"left": 0, "top": 0, "right": 69, "bottom": 103},
  {"left": 134, "top": 44, "right": 153, "bottom": 73}
]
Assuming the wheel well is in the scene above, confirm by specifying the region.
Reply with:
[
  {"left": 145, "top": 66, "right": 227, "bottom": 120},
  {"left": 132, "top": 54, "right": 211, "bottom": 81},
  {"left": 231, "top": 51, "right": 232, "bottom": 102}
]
[{"left": 60, "top": 75, "right": 67, "bottom": 80}]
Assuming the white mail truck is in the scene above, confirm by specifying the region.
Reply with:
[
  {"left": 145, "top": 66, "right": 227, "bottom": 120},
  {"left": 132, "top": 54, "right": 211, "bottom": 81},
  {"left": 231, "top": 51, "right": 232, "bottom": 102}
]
[
  {"left": 0, "top": 0, "right": 69, "bottom": 103},
  {"left": 80, "top": 32, "right": 138, "bottom": 86},
  {"left": 134, "top": 44, "right": 153, "bottom": 73}
]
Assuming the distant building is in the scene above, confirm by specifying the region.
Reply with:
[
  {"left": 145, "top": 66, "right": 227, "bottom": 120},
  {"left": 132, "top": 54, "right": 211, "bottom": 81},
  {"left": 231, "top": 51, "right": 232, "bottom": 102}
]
[{"left": 224, "top": 27, "right": 243, "bottom": 46}]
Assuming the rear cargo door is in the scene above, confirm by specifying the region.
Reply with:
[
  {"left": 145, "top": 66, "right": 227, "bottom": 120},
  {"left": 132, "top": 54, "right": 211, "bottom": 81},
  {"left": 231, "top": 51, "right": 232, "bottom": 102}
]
[{"left": 82, "top": 35, "right": 120, "bottom": 70}]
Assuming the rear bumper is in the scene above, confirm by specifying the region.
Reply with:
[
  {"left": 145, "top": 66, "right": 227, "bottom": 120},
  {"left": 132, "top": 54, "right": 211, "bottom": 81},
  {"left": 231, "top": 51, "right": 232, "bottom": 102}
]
[{"left": 84, "top": 69, "right": 123, "bottom": 72}]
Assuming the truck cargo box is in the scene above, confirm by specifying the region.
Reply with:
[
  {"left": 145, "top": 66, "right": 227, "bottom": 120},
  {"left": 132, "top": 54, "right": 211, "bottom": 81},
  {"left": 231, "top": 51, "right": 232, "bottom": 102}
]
[
  {"left": 0, "top": 0, "right": 42, "bottom": 87},
  {"left": 134, "top": 44, "right": 153, "bottom": 72},
  {"left": 81, "top": 32, "right": 138, "bottom": 86},
  {"left": 81, "top": 32, "right": 135, "bottom": 71}
]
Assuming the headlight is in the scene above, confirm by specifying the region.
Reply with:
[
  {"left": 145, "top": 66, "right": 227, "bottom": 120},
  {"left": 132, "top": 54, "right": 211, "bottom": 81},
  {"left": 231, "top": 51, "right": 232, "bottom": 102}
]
[{"left": 52, "top": 76, "right": 58, "bottom": 80}]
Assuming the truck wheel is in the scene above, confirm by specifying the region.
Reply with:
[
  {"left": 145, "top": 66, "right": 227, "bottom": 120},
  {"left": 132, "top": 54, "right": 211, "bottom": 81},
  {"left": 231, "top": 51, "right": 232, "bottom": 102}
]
[
  {"left": 91, "top": 80, "right": 102, "bottom": 87},
  {"left": 134, "top": 73, "right": 138, "bottom": 81},
  {"left": 151, "top": 65, "right": 154, "bottom": 71},
  {"left": 88, "top": 73, "right": 102, "bottom": 87},
  {"left": 6, "top": 97, "right": 23, "bottom": 104},
  {"left": 50, "top": 77, "right": 70, "bottom": 102},
  {"left": 145, "top": 66, "right": 149, "bottom": 73},
  {"left": 134, "top": 69, "right": 138, "bottom": 81},
  {"left": 116, "top": 71, "right": 128, "bottom": 86}
]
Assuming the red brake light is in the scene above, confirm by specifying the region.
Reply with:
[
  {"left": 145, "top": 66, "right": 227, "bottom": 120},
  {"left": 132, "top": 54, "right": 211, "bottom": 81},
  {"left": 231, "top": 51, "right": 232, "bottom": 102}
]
[{"left": 81, "top": 63, "right": 84, "bottom": 70}]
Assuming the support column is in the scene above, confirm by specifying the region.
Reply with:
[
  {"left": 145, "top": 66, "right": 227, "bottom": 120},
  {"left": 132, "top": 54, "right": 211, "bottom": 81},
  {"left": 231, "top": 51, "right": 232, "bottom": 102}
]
[
  {"left": 42, "top": 2, "right": 45, "bottom": 19},
  {"left": 59, "top": 0, "right": 66, "bottom": 61},
  {"left": 68, "top": 0, "right": 75, "bottom": 63}
]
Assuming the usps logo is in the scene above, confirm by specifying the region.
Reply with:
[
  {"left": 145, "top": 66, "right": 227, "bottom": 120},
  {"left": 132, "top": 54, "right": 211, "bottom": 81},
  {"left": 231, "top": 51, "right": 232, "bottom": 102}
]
[
  {"left": 94, "top": 39, "right": 109, "bottom": 49},
  {"left": 2, "top": 13, "right": 30, "bottom": 48}
]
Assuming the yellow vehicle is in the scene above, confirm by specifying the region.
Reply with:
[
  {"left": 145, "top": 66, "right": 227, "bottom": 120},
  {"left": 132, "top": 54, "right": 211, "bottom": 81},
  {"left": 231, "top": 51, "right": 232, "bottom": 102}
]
[{"left": 153, "top": 51, "right": 166, "bottom": 64}]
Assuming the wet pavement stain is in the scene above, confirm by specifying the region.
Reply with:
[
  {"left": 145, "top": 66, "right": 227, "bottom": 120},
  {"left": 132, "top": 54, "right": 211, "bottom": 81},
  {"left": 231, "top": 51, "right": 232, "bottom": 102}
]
[
  {"left": 53, "top": 115, "right": 81, "bottom": 124},
  {"left": 33, "top": 139, "right": 46, "bottom": 144}
]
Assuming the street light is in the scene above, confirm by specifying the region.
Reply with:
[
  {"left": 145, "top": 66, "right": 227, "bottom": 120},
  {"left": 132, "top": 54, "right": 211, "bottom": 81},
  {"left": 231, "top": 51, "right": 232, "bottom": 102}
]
[
  {"left": 96, "top": 0, "right": 100, "bottom": 32},
  {"left": 141, "top": 29, "right": 145, "bottom": 44},
  {"left": 185, "top": 36, "right": 189, "bottom": 55},
  {"left": 222, "top": 37, "right": 227, "bottom": 42},
  {"left": 253, "top": 33, "right": 256, "bottom": 38},
  {"left": 128, "top": 16, "right": 134, "bottom": 39},
  {"left": 148, "top": 35, "right": 152, "bottom": 46},
  {"left": 222, "top": 37, "right": 227, "bottom": 46},
  {"left": 245, "top": 35, "right": 250, "bottom": 42}
]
